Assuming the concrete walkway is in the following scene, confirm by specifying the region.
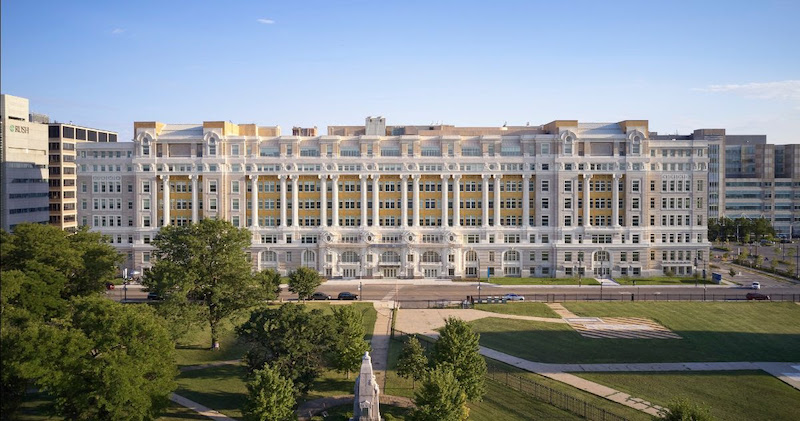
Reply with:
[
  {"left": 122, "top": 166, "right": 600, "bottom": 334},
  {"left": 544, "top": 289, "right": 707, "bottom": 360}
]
[
  {"left": 394, "top": 308, "right": 565, "bottom": 336},
  {"left": 370, "top": 301, "right": 394, "bottom": 387},
  {"left": 170, "top": 393, "right": 236, "bottom": 421},
  {"left": 546, "top": 303, "right": 579, "bottom": 318}
]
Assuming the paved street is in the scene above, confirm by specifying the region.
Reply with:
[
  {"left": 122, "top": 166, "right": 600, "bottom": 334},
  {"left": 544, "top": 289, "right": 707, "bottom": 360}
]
[{"left": 110, "top": 280, "right": 800, "bottom": 303}]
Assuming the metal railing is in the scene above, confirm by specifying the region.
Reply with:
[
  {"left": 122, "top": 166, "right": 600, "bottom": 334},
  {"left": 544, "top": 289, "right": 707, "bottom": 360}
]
[{"left": 388, "top": 329, "right": 630, "bottom": 421}]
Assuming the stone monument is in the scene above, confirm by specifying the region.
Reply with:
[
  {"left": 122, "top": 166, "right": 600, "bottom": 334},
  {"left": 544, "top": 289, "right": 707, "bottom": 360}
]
[{"left": 351, "top": 351, "right": 381, "bottom": 421}]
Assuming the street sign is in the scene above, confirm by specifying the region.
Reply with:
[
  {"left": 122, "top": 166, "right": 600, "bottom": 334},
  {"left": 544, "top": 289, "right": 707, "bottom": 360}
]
[{"left": 711, "top": 272, "right": 723, "bottom": 284}]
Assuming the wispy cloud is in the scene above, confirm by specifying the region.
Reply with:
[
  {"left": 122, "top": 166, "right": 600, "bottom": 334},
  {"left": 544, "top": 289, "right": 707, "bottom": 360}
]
[
  {"left": 111, "top": 28, "right": 125, "bottom": 35},
  {"left": 695, "top": 80, "right": 800, "bottom": 101},
  {"left": 256, "top": 18, "right": 275, "bottom": 24}
]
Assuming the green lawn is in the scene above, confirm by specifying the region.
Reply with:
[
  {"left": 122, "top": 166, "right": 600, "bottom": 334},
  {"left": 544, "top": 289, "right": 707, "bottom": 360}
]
[
  {"left": 613, "top": 276, "right": 709, "bottom": 285},
  {"left": 574, "top": 371, "right": 800, "bottom": 421},
  {"left": 474, "top": 302, "right": 561, "bottom": 318},
  {"left": 175, "top": 364, "right": 248, "bottom": 419},
  {"left": 470, "top": 302, "right": 800, "bottom": 364},
  {"left": 384, "top": 335, "right": 644, "bottom": 421},
  {"left": 457, "top": 277, "right": 599, "bottom": 285}
]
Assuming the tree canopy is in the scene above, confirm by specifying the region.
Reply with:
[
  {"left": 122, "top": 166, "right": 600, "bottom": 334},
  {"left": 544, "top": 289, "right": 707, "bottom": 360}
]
[
  {"left": 411, "top": 366, "right": 469, "bottom": 421},
  {"left": 708, "top": 217, "right": 776, "bottom": 243},
  {"left": 243, "top": 363, "right": 297, "bottom": 421},
  {"left": 657, "top": 398, "right": 715, "bottom": 421},
  {"left": 328, "top": 305, "right": 370, "bottom": 378},
  {"left": 238, "top": 303, "right": 331, "bottom": 395},
  {"left": 397, "top": 335, "right": 429, "bottom": 388},
  {"left": 143, "top": 218, "right": 278, "bottom": 349},
  {"left": 432, "top": 317, "right": 487, "bottom": 402},
  {"left": 288, "top": 267, "right": 322, "bottom": 300}
]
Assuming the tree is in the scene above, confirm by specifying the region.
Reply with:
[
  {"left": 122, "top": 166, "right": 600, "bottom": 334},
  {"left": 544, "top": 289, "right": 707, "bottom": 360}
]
[
  {"left": 1, "top": 224, "right": 121, "bottom": 298},
  {"left": 411, "top": 366, "right": 469, "bottom": 421},
  {"left": 288, "top": 267, "right": 322, "bottom": 300},
  {"left": 22, "top": 297, "right": 177, "bottom": 420},
  {"left": 728, "top": 268, "right": 736, "bottom": 277},
  {"left": 238, "top": 303, "right": 331, "bottom": 395},
  {"left": 329, "top": 305, "right": 370, "bottom": 379},
  {"left": 144, "top": 219, "right": 278, "bottom": 349},
  {"left": 243, "top": 363, "right": 296, "bottom": 421},
  {"left": 397, "top": 335, "right": 429, "bottom": 388},
  {"left": 432, "top": 317, "right": 486, "bottom": 401},
  {"left": 656, "top": 398, "right": 715, "bottom": 421},
  {"left": 254, "top": 268, "right": 283, "bottom": 299},
  {"left": 755, "top": 255, "right": 764, "bottom": 268}
]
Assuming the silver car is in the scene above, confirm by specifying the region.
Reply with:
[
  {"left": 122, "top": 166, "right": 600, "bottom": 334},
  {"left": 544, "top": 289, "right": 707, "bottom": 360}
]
[{"left": 503, "top": 293, "right": 525, "bottom": 301}]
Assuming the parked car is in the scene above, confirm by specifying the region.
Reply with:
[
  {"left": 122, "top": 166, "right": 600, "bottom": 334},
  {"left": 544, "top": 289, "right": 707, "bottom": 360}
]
[
  {"left": 146, "top": 292, "right": 163, "bottom": 301},
  {"left": 105, "top": 282, "right": 115, "bottom": 290},
  {"left": 310, "top": 292, "right": 332, "bottom": 300},
  {"left": 502, "top": 293, "right": 525, "bottom": 301},
  {"left": 751, "top": 282, "right": 761, "bottom": 290},
  {"left": 337, "top": 291, "right": 358, "bottom": 300},
  {"left": 746, "top": 292, "right": 770, "bottom": 300}
]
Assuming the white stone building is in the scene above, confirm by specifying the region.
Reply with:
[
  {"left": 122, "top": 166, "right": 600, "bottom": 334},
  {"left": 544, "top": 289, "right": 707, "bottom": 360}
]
[{"left": 78, "top": 117, "right": 711, "bottom": 279}]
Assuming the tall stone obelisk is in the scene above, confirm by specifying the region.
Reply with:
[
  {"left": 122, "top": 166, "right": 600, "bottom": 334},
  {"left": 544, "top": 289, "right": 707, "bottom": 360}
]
[{"left": 351, "top": 351, "right": 381, "bottom": 421}]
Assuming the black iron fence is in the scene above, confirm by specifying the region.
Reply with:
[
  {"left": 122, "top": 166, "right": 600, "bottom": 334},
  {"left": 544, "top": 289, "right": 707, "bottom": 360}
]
[
  {"left": 389, "top": 328, "right": 631, "bottom": 421},
  {"left": 394, "top": 293, "right": 799, "bottom": 308}
]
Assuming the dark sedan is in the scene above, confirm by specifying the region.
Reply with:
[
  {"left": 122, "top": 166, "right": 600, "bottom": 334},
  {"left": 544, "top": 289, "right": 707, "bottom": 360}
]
[
  {"left": 310, "top": 292, "right": 332, "bottom": 300},
  {"left": 746, "top": 292, "right": 770, "bottom": 301},
  {"left": 337, "top": 291, "right": 358, "bottom": 300}
]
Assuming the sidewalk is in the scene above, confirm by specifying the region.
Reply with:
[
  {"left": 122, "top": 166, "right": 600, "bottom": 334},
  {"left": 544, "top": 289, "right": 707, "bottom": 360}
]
[
  {"left": 170, "top": 393, "right": 236, "bottom": 421},
  {"left": 369, "top": 301, "right": 394, "bottom": 387}
]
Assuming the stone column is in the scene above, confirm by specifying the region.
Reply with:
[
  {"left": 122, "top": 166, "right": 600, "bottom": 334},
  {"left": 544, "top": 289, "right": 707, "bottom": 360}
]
[
  {"left": 331, "top": 175, "right": 339, "bottom": 227},
  {"left": 291, "top": 175, "right": 299, "bottom": 227},
  {"left": 401, "top": 174, "right": 408, "bottom": 227},
  {"left": 412, "top": 175, "right": 421, "bottom": 227},
  {"left": 360, "top": 175, "right": 368, "bottom": 227},
  {"left": 372, "top": 175, "right": 380, "bottom": 227},
  {"left": 494, "top": 175, "right": 502, "bottom": 227},
  {"left": 279, "top": 175, "right": 287, "bottom": 227},
  {"left": 191, "top": 175, "right": 198, "bottom": 223},
  {"left": 482, "top": 174, "right": 490, "bottom": 227},
  {"left": 162, "top": 175, "right": 170, "bottom": 226},
  {"left": 584, "top": 174, "right": 592, "bottom": 226},
  {"left": 250, "top": 175, "right": 259, "bottom": 228},
  {"left": 151, "top": 176, "right": 158, "bottom": 227},
  {"left": 319, "top": 175, "right": 327, "bottom": 227},
  {"left": 453, "top": 174, "right": 461, "bottom": 227},
  {"left": 522, "top": 173, "right": 530, "bottom": 227},
  {"left": 441, "top": 174, "right": 449, "bottom": 227},
  {"left": 612, "top": 174, "right": 620, "bottom": 227}
]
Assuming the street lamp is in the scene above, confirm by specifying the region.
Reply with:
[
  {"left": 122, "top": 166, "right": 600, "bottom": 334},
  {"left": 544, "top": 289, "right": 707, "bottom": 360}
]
[{"left": 358, "top": 282, "right": 362, "bottom": 301}]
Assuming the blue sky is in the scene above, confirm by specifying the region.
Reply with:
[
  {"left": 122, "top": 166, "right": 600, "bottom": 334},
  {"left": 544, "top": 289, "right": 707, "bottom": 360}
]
[{"left": 2, "top": 0, "right": 798, "bottom": 143}]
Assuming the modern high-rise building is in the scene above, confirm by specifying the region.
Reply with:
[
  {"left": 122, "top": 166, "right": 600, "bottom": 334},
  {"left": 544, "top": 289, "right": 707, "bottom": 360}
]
[
  {"left": 1, "top": 94, "right": 49, "bottom": 231},
  {"left": 48, "top": 123, "right": 118, "bottom": 231},
  {"left": 695, "top": 131, "right": 800, "bottom": 237},
  {"left": 79, "top": 117, "right": 711, "bottom": 279}
]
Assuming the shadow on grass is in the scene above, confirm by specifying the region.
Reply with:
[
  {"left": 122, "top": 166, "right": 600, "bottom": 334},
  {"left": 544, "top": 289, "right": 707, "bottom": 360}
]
[{"left": 474, "top": 324, "right": 800, "bottom": 364}]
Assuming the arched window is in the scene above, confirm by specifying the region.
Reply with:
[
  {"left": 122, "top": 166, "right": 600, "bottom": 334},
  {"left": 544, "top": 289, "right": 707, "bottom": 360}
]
[
  {"left": 303, "top": 250, "right": 316, "bottom": 263},
  {"left": 594, "top": 251, "right": 610, "bottom": 262},
  {"left": 465, "top": 251, "right": 478, "bottom": 262},
  {"left": 631, "top": 136, "right": 641, "bottom": 155},
  {"left": 341, "top": 251, "right": 360, "bottom": 263},
  {"left": 208, "top": 138, "right": 217, "bottom": 156},
  {"left": 564, "top": 137, "right": 573, "bottom": 155},
  {"left": 503, "top": 250, "right": 520, "bottom": 262},
  {"left": 142, "top": 139, "right": 150, "bottom": 156},
  {"left": 381, "top": 251, "right": 401, "bottom": 263},
  {"left": 261, "top": 251, "right": 277, "bottom": 263},
  {"left": 422, "top": 251, "right": 441, "bottom": 263}
]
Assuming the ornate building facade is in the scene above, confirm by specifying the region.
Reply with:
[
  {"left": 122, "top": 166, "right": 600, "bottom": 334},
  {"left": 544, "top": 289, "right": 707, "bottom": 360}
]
[{"left": 79, "top": 117, "right": 711, "bottom": 279}]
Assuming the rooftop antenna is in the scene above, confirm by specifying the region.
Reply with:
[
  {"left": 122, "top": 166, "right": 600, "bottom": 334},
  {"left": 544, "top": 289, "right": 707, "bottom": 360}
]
[{"left": 526, "top": 121, "right": 530, "bottom": 126}]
